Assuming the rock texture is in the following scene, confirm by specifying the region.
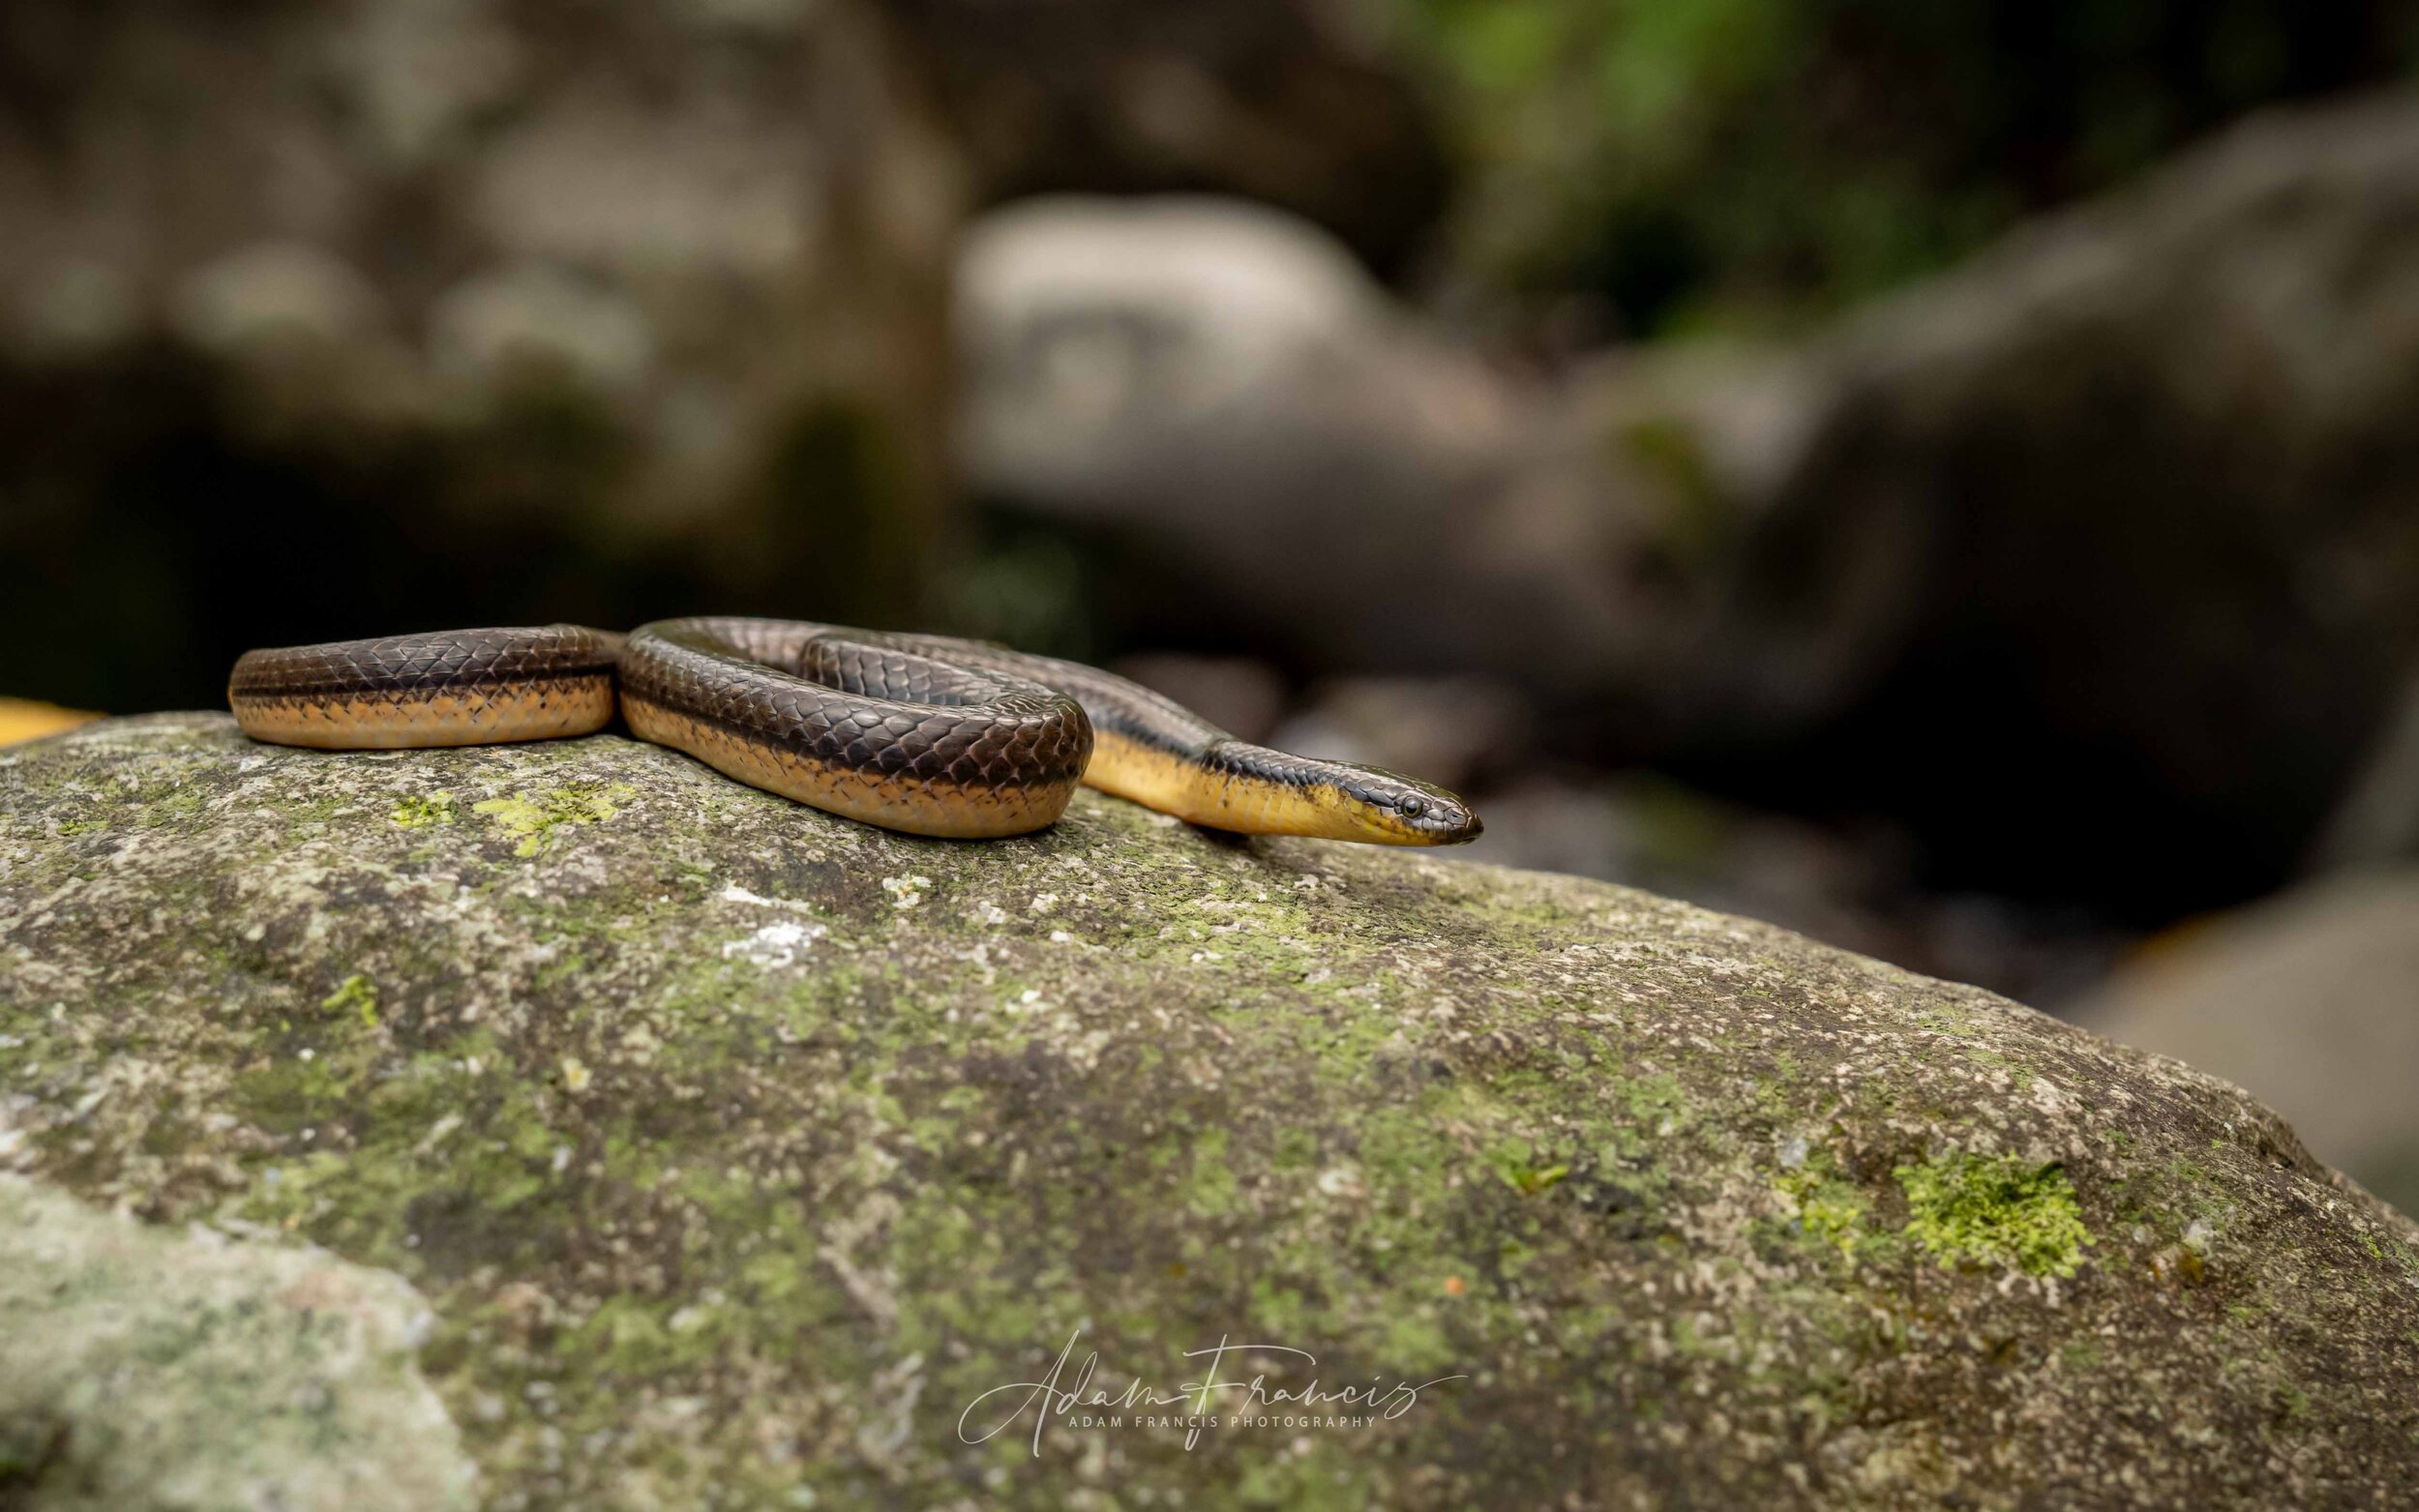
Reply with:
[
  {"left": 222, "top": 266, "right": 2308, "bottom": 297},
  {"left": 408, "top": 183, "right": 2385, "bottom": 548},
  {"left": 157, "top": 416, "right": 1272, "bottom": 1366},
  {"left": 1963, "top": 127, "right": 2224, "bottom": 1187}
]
[
  {"left": 0, "top": 1174, "right": 474, "bottom": 1512},
  {"left": 2075, "top": 870, "right": 2419, "bottom": 1220},
  {"left": 5, "top": 715, "right": 2419, "bottom": 1509}
]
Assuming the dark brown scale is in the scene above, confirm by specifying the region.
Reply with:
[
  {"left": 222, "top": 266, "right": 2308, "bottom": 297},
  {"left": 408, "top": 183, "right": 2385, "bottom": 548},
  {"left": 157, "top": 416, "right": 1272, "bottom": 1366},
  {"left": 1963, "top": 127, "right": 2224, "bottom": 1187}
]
[
  {"left": 228, "top": 626, "right": 621, "bottom": 705},
  {"left": 225, "top": 618, "right": 1481, "bottom": 844},
  {"left": 861, "top": 633, "right": 1395, "bottom": 803},
  {"left": 612, "top": 619, "right": 1091, "bottom": 837},
  {"left": 227, "top": 626, "right": 622, "bottom": 750},
  {"left": 850, "top": 633, "right": 1226, "bottom": 756}
]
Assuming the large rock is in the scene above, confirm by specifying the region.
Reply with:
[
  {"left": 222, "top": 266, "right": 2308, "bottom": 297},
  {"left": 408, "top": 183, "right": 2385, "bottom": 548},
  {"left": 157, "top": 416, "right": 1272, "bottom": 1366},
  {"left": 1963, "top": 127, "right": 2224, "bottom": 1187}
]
[
  {"left": 2074, "top": 870, "right": 2419, "bottom": 1219},
  {"left": 1681, "top": 90, "right": 2419, "bottom": 915},
  {"left": 0, "top": 1175, "right": 474, "bottom": 1512},
  {"left": 954, "top": 196, "right": 1654, "bottom": 694},
  {"left": 5, "top": 715, "right": 2418, "bottom": 1507},
  {"left": 960, "top": 95, "right": 2419, "bottom": 920}
]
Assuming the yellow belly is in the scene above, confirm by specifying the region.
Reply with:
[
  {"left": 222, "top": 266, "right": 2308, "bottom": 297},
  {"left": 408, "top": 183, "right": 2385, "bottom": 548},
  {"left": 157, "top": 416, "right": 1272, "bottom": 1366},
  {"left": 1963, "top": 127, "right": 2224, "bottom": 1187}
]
[{"left": 1083, "top": 729, "right": 1361, "bottom": 838}]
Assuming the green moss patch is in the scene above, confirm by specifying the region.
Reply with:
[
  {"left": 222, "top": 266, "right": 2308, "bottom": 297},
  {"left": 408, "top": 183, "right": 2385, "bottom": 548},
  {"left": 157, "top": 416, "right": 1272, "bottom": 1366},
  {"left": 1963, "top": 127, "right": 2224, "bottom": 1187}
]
[
  {"left": 390, "top": 791, "right": 458, "bottom": 828},
  {"left": 1775, "top": 1159, "right": 1870, "bottom": 1261},
  {"left": 470, "top": 782, "right": 632, "bottom": 856},
  {"left": 1897, "top": 1153, "right": 2094, "bottom": 1278}
]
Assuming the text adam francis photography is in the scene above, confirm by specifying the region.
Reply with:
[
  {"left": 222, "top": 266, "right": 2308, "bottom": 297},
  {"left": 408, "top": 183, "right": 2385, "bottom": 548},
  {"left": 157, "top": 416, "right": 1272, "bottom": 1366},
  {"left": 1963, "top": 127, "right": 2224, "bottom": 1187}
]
[
  {"left": 4, "top": 1, "right": 2419, "bottom": 1509},
  {"left": 957, "top": 1331, "right": 1466, "bottom": 1455}
]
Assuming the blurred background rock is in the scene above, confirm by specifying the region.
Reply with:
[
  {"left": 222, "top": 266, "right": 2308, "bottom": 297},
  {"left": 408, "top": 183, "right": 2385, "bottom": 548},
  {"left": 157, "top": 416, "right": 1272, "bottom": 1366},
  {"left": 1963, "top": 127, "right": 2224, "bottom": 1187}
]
[{"left": 4, "top": 1, "right": 2415, "bottom": 1204}]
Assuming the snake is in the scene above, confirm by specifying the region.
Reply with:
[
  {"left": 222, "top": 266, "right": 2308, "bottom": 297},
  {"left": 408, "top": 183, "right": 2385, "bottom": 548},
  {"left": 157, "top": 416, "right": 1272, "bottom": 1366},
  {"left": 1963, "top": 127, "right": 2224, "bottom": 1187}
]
[{"left": 227, "top": 620, "right": 1482, "bottom": 845}]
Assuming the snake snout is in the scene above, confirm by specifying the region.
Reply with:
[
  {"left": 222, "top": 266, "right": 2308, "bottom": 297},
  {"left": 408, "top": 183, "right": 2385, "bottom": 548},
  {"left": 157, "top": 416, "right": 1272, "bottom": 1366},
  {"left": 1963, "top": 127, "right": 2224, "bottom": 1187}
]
[
  {"left": 1415, "top": 794, "right": 1483, "bottom": 845},
  {"left": 1341, "top": 771, "right": 1483, "bottom": 846}
]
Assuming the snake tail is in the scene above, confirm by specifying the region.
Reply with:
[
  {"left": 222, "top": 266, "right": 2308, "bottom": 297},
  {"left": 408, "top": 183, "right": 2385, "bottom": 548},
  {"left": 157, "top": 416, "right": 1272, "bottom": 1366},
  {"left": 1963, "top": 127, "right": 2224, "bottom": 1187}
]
[{"left": 226, "top": 626, "right": 622, "bottom": 750}]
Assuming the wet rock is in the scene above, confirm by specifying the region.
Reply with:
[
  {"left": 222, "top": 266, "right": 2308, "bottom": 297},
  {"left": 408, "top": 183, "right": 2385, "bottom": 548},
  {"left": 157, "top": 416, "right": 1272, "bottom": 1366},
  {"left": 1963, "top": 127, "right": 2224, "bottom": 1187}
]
[{"left": 5, "top": 714, "right": 2418, "bottom": 1507}]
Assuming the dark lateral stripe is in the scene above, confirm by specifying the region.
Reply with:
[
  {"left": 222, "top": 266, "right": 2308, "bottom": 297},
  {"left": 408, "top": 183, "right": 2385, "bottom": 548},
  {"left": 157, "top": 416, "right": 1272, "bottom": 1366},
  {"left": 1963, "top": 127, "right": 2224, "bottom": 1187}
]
[
  {"left": 1202, "top": 741, "right": 1338, "bottom": 791},
  {"left": 230, "top": 665, "right": 619, "bottom": 703},
  {"left": 1089, "top": 710, "right": 1201, "bottom": 759},
  {"left": 618, "top": 692, "right": 1075, "bottom": 792},
  {"left": 623, "top": 694, "right": 1078, "bottom": 798}
]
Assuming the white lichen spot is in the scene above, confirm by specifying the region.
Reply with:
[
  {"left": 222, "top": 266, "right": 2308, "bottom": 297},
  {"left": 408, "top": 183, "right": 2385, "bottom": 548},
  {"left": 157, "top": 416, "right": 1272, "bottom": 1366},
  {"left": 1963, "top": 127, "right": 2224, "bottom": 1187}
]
[
  {"left": 881, "top": 875, "right": 932, "bottom": 909},
  {"left": 1048, "top": 930, "right": 1072, "bottom": 944},
  {"left": 723, "top": 920, "right": 824, "bottom": 968},
  {"left": 560, "top": 1055, "right": 591, "bottom": 1093},
  {"left": 411, "top": 1112, "right": 463, "bottom": 1157},
  {"left": 1027, "top": 892, "right": 1059, "bottom": 915},
  {"left": 2181, "top": 1219, "right": 2214, "bottom": 1255},
  {"left": 1316, "top": 1164, "right": 1361, "bottom": 1197},
  {"left": 1007, "top": 989, "right": 1048, "bottom": 1015},
  {"left": 1777, "top": 1133, "right": 1810, "bottom": 1170},
  {"left": 970, "top": 900, "right": 1009, "bottom": 927},
  {"left": 720, "top": 882, "right": 814, "bottom": 912}
]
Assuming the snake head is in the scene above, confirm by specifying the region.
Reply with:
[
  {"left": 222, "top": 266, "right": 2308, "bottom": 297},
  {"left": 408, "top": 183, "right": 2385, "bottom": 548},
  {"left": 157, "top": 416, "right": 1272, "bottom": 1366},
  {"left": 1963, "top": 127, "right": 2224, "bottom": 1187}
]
[{"left": 1332, "top": 769, "right": 1483, "bottom": 846}]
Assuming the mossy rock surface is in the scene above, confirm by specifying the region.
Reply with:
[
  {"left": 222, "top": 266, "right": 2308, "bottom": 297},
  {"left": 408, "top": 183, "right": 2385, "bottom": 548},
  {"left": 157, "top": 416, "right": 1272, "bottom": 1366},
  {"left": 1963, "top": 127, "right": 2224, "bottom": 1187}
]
[{"left": 3, "top": 714, "right": 2416, "bottom": 1510}]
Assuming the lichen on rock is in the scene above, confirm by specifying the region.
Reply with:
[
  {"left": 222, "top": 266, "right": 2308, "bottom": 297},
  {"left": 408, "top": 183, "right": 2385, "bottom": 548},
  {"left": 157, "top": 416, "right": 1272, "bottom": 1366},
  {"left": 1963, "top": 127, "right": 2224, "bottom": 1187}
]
[
  {"left": 3, "top": 714, "right": 2418, "bottom": 1509},
  {"left": 0, "top": 1174, "right": 474, "bottom": 1512}
]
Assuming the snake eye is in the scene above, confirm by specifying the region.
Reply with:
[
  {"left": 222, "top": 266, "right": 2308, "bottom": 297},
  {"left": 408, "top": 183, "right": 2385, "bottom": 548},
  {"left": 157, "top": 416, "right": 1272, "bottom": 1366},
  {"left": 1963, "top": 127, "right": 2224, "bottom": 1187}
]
[{"left": 1399, "top": 795, "right": 1426, "bottom": 818}]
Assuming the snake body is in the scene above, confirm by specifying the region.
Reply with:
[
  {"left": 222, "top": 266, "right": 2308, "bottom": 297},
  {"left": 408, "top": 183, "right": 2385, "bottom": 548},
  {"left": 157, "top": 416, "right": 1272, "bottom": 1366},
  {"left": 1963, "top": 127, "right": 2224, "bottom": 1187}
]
[{"left": 227, "top": 620, "right": 1482, "bottom": 845}]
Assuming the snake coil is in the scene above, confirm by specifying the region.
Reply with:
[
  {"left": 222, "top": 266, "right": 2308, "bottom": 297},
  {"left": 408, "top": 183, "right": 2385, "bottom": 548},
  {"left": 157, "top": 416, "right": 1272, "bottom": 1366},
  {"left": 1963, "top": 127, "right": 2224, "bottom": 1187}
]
[{"left": 229, "top": 620, "right": 1481, "bottom": 845}]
